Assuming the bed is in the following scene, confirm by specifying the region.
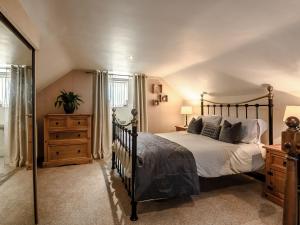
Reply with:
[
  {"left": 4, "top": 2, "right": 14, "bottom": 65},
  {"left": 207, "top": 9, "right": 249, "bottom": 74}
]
[
  {"left": 157, "top": 131, "right": 265, "bottom": 177},
  {"left": 111, "top": 85, "right": 274, "bottom": 221}
]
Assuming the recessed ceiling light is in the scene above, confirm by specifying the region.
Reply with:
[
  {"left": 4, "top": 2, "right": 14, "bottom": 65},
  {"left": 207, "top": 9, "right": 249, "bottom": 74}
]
[{"left": 129, "top": 56, "right": 134, "bottom": 60}]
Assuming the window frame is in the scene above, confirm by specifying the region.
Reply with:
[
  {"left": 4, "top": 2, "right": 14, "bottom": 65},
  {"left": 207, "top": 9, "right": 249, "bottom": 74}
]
[{"left": 109, "top": 77, "right": 130, "bottom": 108}]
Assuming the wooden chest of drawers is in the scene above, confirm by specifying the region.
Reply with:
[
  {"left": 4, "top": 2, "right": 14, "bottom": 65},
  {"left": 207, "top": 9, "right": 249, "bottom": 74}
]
[
  {"left": 263, "top": 144, "right": 287, "bottom": 206},
  {"left": 43, "top": 114, "right": 92, "bottom": 167}
]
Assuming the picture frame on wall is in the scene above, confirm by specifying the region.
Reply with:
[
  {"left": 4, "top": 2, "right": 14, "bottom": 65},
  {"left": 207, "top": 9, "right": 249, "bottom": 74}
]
[{"left": 152, "top": 84, "right": 162, "bottom": 94}]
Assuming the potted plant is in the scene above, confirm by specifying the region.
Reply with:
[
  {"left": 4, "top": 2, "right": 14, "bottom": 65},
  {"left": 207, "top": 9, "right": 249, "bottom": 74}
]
[{"left": 54, "top": 90, "right": 83, "bottom": 114}]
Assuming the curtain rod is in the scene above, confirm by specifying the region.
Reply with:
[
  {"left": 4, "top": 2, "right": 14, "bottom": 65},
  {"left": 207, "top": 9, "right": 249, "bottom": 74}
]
[
  {"left": 0, "top": 65, "right": 32, "bottom": 69},
  {"left": 85, "top": 71, "right": 137, "bottom": 77}
]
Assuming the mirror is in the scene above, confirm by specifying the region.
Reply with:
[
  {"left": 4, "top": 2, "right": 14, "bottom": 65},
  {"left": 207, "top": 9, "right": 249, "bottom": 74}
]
[{"left": 0, "top": 14, "right": 36, "bottom": 225}]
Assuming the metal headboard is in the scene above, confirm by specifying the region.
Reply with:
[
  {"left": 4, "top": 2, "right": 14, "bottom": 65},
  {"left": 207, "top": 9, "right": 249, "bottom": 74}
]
[{"left": 200, "top": 85, "right": 274, "bottom": 144}]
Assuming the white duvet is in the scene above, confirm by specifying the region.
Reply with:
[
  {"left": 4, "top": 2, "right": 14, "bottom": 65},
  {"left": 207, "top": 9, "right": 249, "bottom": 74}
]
[{"left": 156, "top": 131, "right": 265, "bottom": 178}]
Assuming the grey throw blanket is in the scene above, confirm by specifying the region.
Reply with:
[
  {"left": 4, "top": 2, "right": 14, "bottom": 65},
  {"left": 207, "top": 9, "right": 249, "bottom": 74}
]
[{"left": 135, "top": 133, "right": 200, "bottom": 201}]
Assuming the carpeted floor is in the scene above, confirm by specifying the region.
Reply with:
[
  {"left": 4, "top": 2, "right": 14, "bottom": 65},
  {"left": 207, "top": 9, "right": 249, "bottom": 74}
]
[
  {"left": 0, "top": 157, "right": 18, "bottom": 185},
  {"left": 0, "top": 169, "right": 35, "bottom": 225},
  {"left": 37, "top": 161, "right": 283, "bottom": 225}
]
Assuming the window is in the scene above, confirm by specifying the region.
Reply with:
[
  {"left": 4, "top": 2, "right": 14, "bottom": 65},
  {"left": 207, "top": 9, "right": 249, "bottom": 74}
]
[
  {"left": 109, "top": 77, "right": 129, "bottom": 108},
  {"left": 0, "top": 67, "right": 11, "bottom": 108}
]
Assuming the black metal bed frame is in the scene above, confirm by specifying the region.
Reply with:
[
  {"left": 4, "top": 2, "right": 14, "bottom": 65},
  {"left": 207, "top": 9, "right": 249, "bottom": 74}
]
[{"left": 111, "top": 85, "right": 274, "bottom": 221}]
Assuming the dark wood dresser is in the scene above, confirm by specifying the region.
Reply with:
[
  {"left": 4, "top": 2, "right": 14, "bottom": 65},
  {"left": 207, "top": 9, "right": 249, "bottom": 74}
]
[
  {"left": 263, "top": 144, "right": 287, "bottom": 206},
  {"left": 43, "top": 114, "right": 92, "bottom": 167}
]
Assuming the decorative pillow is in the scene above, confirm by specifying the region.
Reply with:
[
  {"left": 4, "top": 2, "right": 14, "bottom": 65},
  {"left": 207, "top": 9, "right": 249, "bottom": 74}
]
[
  {"left": 201, "top": 122, "right": 221, "bottom": 139},
  {"left": 187, "top": 118, "right": 203, "bottom": 134},
  {"left": 219, "top": 120, "right": 242, "bottom": 144},
  {"left": 197, "top": 115, "right": 222, "bottom": 126},
  {"left": 221, "top": 117, "right": 268, "bottom": 144}
]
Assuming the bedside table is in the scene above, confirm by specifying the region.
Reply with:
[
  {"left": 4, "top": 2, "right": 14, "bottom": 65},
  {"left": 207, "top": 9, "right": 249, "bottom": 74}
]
[
  {"left": 263, "top": 144, "right": 287, "bottom": 207},
  {"left": 175, "top": 125, "right": 187, "bottom": 131}
]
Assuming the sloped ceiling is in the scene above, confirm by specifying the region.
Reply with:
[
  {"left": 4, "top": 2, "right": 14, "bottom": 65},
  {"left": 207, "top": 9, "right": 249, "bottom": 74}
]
[
  {"left": 0, "top": 21, "right": 32, "bottom": 66},
  {"left": 20, "top": 0, "right": 300, "bottom": 97}
]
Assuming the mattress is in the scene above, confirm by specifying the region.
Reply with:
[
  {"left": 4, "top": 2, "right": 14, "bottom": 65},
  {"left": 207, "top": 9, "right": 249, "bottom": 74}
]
[{"left": 156, "top": 131, "right": 265, "bottom": 178}]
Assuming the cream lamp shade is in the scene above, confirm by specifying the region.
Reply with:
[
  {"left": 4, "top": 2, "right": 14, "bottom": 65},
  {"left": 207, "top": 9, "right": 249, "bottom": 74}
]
[
  {"left": 283, "top": 106, "right": 300, "bottom": 122},
  {"left": 181, "top": 106, "right": 193, "bottom": 115},
  {"left": 181, "top": 106, "right": 193, "bottom": 127}
]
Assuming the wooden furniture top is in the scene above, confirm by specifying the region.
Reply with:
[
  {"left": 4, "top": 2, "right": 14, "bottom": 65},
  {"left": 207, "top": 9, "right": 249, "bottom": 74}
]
[
  {"left": 263, "top": 144, "right": 286, "bottom": 158},
  {"left": 45, "top": 114, "right": 92, "bottom": 117},
  {"left": 175, "top": 125, "right": 187, "bottom": 131},
  {"left": 263, "top": 144, "right": 283, "bottom": 152}
]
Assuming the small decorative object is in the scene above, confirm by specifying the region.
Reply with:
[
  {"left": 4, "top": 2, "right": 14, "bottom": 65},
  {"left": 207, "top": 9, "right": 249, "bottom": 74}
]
[
  {"left": 181, "top": 106, "right": 193, "bottom": 127},
  {"left": 152, "top": 100, "right": 160, "bottom": 106},
  {"left": 152, "top": 83, "right": 168, "bottom": 106},
  {"left": 152, "top": 84, "right": 162, "bottom": 94},
  {"left": 162, "top": 95, "right": 168, "bottom": 102},
  {"left": 54, "top": 90, "right": 83, "bottom": 114}
]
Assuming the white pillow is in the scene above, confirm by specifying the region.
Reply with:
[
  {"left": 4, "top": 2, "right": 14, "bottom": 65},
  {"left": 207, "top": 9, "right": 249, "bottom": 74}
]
[{"left": 221, "top": 117, "right": 268, "bottom": 144}]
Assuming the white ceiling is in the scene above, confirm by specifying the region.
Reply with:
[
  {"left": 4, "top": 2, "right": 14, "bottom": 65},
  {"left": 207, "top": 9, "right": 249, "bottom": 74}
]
[{"left": 20, "top": 0, "right": 300, "bottom": 97}]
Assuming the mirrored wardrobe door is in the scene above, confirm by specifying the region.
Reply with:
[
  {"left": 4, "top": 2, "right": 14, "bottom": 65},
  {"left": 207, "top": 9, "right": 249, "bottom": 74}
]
[{"left": 0, "top": 13, "right": 37, "bottom": 225}]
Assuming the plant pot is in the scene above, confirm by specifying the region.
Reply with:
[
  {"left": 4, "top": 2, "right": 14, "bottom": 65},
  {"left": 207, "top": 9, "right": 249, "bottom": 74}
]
[{"left": 63, "top": 103, "right": 75, "bottom": 114}]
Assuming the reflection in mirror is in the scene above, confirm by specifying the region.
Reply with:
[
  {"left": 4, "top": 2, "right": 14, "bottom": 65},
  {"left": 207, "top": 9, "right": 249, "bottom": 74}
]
[{"left": 0, "top": 17, "right": 35, "bottom": 225}]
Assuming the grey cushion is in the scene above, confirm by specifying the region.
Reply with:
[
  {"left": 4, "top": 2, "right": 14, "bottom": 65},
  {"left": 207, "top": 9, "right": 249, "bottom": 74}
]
[
  {"left": 219, "top": 120, "right": 242, "bottom": 144},
  {"left": 197, "top": 115, "right": 222, "bottom": 126},
  {"left": 187, "top": 118, "right": 203, "bottom": 134},
  {"left": 201, "top": 122, "right": 221, "bottom": 139}
]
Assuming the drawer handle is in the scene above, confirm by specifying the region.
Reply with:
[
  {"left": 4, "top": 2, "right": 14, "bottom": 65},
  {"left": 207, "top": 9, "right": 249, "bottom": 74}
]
[
  {"left": 267, "top": 185, "right": 273, "bottom": 191},
  {"left": 78, "top": 134, "right": 81, "bottom": 137},
  {"left": 78, "top": 121, "right": 81, "bottom": 125},
  {"left": 56, "top": 122, "right": 59, "bottom": 125},
  {"left": 283, "top": 161, "right": 287, "bottom": 167},
  {"left": 267, "top": 171, "right": 273, "bottom": 176},
  {"left": 56, "top": 152, "right": 59, "bottom": 155},
  {"left": 283, "top": 142, "right": 292, "bottom": 150},
  {"left": 77, "top": 150, "right": 81, "bottom": 153},
  {"left": 56, "top": 135, "right": 59, "bottom": 139}
]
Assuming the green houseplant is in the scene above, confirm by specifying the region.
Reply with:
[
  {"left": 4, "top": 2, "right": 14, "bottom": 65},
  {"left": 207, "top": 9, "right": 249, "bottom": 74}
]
[{"left": 54, "top": 90, "right": 83, "bottom": 114}]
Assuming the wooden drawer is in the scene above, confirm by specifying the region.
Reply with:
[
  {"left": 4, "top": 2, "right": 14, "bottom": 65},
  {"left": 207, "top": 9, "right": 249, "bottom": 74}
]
[
  {"left": 269, "top": 152, "right": 287, "bottom": 172},
  {"left": 266, "top": 169, "right": 286, "bottom": 199},
  {"left": 48, "top": 117, "right": 67, "bottom": 129},
  {"left": 48, "top": 144, "right": 88, "bottom": 160},
  {"left": 48, "top": 131, "right": 88, "bottom": 140},
  {"left": 69, "top": 116, "right": 89, "bottom": 128},
  {"left": 44, "top": 114, "right": 92, "bottom": 167}
]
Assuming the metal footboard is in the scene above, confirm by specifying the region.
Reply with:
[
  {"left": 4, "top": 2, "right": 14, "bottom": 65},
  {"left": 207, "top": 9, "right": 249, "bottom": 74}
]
[{"left": 112, "top": 108, "right": 138, "bottom": 221}]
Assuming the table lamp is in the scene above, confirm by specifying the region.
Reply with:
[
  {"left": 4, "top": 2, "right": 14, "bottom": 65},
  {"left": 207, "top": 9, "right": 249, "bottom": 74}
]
[{"left": 181, "top": 106, "right": 192, "bottom": 127}]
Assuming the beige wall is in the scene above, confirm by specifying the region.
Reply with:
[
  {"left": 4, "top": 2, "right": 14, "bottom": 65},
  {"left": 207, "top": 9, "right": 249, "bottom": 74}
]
[
  {"left": 0, "top": 0, "right": 40, "bottom": 49},
  {"left": 37, "top": 70, "right": 93, "bottom": 157},
  {"left": 147, "top": 77, "right": 184, "bottom": 133}
]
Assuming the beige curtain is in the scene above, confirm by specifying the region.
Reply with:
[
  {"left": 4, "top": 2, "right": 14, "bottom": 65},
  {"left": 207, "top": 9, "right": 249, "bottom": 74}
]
[
  {"left": 7, "top": 66, "right": 32, "bottom": 167},
  {"left": 92, "top": 70, "right": 111, "bottom": 159},
  {"left": 134, "top": 74, "right": 148, "bottom": 132}
]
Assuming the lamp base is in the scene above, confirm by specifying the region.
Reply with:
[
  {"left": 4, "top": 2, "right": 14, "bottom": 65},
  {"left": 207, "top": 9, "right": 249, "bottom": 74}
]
[{"left": 185, "top": 114, "right": 188, "bottom": 127}]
